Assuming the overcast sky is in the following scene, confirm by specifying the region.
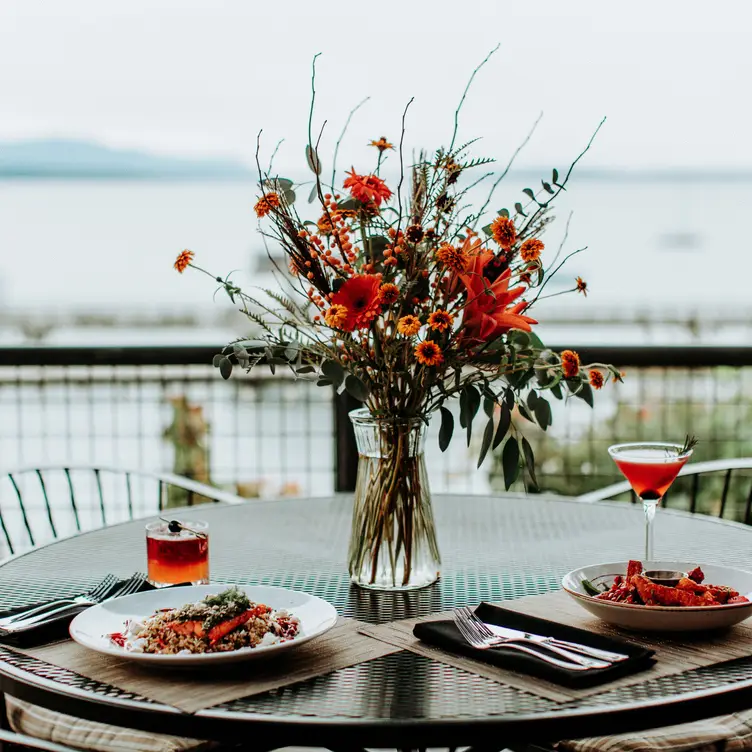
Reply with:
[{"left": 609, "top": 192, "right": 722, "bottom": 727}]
[{"left": 1, "top": 0, "right": 751, "bottom": 172}]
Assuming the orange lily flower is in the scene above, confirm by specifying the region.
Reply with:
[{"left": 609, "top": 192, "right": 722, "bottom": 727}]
[{"left": 459, "top": 253, "right": 537, "bottom": 341}]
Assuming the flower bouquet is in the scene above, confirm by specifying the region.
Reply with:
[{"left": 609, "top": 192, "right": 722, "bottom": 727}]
[{"left": 175, "top": 52, "right": 620, "bottom": 590}]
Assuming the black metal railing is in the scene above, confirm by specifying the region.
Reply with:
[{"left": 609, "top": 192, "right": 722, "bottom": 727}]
[{"left": 1, "top": 345, "right": 751, "bottom": 515}]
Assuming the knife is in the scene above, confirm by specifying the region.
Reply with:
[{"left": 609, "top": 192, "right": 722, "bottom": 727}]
[{"left": 484, "top": 623, "right": 630, "bottom": 663}]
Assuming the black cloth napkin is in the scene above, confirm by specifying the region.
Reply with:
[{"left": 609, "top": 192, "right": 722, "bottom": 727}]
[
  {"left": 413, "top": 602, "right": 656, "bottom": 689},
  {"left": 0, "top": 579, "right": 190, "bottom": 648}
]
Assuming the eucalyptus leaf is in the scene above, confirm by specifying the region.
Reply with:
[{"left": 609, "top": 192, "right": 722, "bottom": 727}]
[
  {"left": 541, "top": 180, "right": 554, "bottom": 194},
  {"left": 533, "top": 395, "right": 552, "bottom": 430},
  {"left": 497, "top": 208, "right": 510, "bottom": 218},
  {"left": 502, "top": 437, "right": 520, "bottom": 490},
  {"left": 483, "top": 396, "right": 495, "bottom": 418},
  {"left": 212, "top": 354, "right": 223, "bottom": 368},
  {"left": 264, "top": 177, "right": 293, "bottom": 192},
  {"left": 521, "top": 436, "right": 538, "bottom": 488},
  {"left": 504, "top": 388, "right": 515, "bottom": 409},
  {"left": 477, "top": 416, "right": 495, "bottom": 468},
  {"left": 574, "top": 381, "right": 595, "bottom": 407},
  {"left": 481, "top": 223, "right": 493, "bottom": 237},
  {"left": 459, "top": 385, "right": 481, "bottom": 446},
  {"left": 552, "top": 168, "right": 559, "bottom": 184},
  {"left": 296, "top": 365, "right": 315, "bottom": 374},
  {"left": 526, "top": 390, "right": 539, "bottom": 412},
  {"left": 283, "top": 189, "right": 296, "bottom": 205},
  {"left": 550, "top": 383, "right": 564, "bottom": 400},
  {"left": 218, "top": 357, "right": 233, "bottom": 380},
  {"left": 493, "top": 403, "right": 511, "bottom": 449},
  {"left": 345, "top": 374, "right": 369, "bottom": 402},
  {"left": 438, "top": 406, "right": 454, "bottom": 452},
  {"left": 514, "top": 201, "right": 527, "bottom": 217},
  {"left": 308, "top": 184, "right": 318, "bottom": 204},
  {"left": 518, "top": 403, "right": 535, "bottom": 423},
  {"left": 522, "top": 188, "right": 536, "bottom": 201},
  {"left": 305, "top": 145, "right": 322, "bottom": 175},
  {"left": 321, "top": 360, "right": 345, "bottom": 387},
  {"left": 316, "top": 377, "right": 333, "bottom": 387}
]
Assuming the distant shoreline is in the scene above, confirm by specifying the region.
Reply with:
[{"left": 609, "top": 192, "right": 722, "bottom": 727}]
[{"left": 3, "top": 168, "right": 752, "bottom": 182}]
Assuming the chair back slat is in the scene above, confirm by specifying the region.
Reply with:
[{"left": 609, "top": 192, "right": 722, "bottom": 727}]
[
  {"left": 7, "top": 473, "right": 35, "bottom": 548},
  {"left": 745, "top": 482, "right": 752, "bottom": 526},
  {"left": 125, "top": 471, "right": 134, "bottom": 518},
  {"left": 719, "top": 469, "right": 733, "bottom": 519},
  {"left": 63, "top": 467, "right": 81, "bottom": 532},
  {"left": 689, "top": 474, "right": 700, "bottom": 514},
  {"left": 93, "top": 468, "right": 107, "bottom": 526},
  {"left": 158, "top": 479, "right": 164, "bottom": 511},
  {"left": 0, "top": 503, "right": 14, "bottom": 555},
  {"left": 35, "top": 469, "right": 58, "bottom": 540}
]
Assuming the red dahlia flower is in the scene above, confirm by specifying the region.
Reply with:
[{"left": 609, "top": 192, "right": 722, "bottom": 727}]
[{"left": 330, "top": 274, "right": 382, "bottom": 331}]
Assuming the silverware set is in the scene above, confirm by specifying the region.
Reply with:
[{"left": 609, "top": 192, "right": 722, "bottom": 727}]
[
  {"left": 452, "top": 606, "right": 629, "bottom": 671},
  {"left": 0, "top": 572, "right": 147, "bottom": 632}
]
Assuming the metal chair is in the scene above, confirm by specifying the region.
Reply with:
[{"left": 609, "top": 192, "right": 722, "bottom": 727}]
[
  {"left": 0, "top": 464, "right": 245, "bottom": 559},
  {"left": 0, "top": 466, "right": 246, "bottom": 752},
  {"left": 577, "top": 458, "right": 752, "bottom": 524}
]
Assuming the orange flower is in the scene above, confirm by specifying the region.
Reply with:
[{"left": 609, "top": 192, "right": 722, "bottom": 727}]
[
  {"left": 329, "top": 274, "right": 382, "bottom": 331},
  {"left": 589, "top": 369, "right": 605, "bottom": 389},
  {"left": 561, "top": 350, "right": 581, "bottom": 378},
  {"left": 490, "top": 215, "right": 517, "bottom": 249},
  {"left": 343, "top": 169, "right": 392, "bottom": 206},
  {"left": 428, "top": 310, "right": 454, "bottom": 332},
  {"left": 369, "top": 137, "right": 394, "bottom": 152},
  {"left": 379, "top": 283, "right": 400, "bottom": 305},
  {"left": 397, "top": 315, "right": 421, "bottom": 336},
  {"left": 415, "top": 341, "right": 443, "bottom": 367},
  {"left": 459, "top": 252, "right": 537, "bottom": 341},
  {"left": 436, "top": 243, "right": 467, "bottom": 272},
  {"left": 174, "top": 250, "right": 194, "bottom": 273},
  {"left": 576, "top": 276, "right": 588, "bottom": 296},
  {"left": 520, "top": 238, "right": 544, "bottom": 263},
  {"left": 324, "top": 304, "right": 349, "bottom": 329},
  {"left": 317, "top": 213, "right": 333, "bottom": 234},
  {"left": 254, "top": 192, "right": 281, "bottom": 217}
]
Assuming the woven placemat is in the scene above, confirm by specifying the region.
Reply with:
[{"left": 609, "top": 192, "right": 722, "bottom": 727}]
[
  {"left": 360, "top": 590, "right": 752, "bottom": 703},
  {"left": 17, "top": 617, "right": 399, "bottom": 713}
]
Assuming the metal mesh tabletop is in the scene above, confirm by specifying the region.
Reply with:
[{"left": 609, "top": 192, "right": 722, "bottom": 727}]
[{"left": 2, "top": 494, "right": 752, "bottom": 746}]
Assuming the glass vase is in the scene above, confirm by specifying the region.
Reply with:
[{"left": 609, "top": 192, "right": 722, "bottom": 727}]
[{"left": 348, "top": 408, "right": 441, "bottom": 590}]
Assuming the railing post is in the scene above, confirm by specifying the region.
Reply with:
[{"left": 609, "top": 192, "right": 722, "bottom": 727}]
[{"left": 334, "top": 391, "right": 361, "bottom": 493}]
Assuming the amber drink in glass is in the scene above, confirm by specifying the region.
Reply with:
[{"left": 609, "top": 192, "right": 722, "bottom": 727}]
[{"left": 145, "top": 520, "right": 209, "bottom": 587}]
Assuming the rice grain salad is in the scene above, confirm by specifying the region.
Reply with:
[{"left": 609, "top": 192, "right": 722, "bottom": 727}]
[{"left": 108, "top": 586, "right": 300, "bottom": 654}]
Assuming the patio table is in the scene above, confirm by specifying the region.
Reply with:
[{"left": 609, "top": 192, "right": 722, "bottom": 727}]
[{"left": 1, "top": 493, "right": 752, "bottom": 749}]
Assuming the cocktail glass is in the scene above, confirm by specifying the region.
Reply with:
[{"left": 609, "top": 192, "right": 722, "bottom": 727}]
[
  {"left": 608, "top": 442, "right": 693, "bottom": 562},
  {"left": 145, "top": 519, "right": 209, "bottom": 587}
]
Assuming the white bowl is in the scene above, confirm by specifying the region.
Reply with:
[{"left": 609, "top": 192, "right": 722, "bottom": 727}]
[
  {"left": 562, "top": 561, "right": 752, "bottom": 632},
  {"left": 70, "top": 584, "right": 338, "bottom": 667}
]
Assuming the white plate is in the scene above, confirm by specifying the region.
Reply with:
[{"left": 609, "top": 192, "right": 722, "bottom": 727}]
[
  {"left": 69, "top": 585, "right": 338, "bottom": 667},
  {"left": 562, "top": 561, "right": 752, "bottom": 632}
]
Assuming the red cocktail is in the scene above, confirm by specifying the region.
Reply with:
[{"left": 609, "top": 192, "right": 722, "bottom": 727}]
[
  {"left": 608, "top": 442, "right": 693, "bottom": 562},
  {"left": 145, "top": 520, "right": 209, "bottom": 587}
]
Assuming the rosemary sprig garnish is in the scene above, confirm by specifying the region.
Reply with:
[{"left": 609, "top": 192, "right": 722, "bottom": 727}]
[{"left": 678, "top": 435, "right": 699, "bottom": 455}]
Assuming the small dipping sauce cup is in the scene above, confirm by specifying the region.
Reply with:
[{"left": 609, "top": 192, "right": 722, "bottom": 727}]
[{"left": 146, "top": 519, "right": 209, "bottom": 587}]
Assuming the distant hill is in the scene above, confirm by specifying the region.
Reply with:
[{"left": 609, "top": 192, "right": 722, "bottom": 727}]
[{"left": 0, "top": 139, "right": 252, "bottom": 179}]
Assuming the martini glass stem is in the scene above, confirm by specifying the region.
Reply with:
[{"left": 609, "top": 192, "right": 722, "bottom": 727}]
[{"left": 642, "top": 499, "right": 659, "bottom": 561}]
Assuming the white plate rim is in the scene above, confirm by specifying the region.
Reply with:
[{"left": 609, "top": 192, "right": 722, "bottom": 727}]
[
  {"left": 68, "top": 584, "right": 338, "bottom": 662},
  {"left": 561, "top": 561, "right": 752, "bottom": 613}
]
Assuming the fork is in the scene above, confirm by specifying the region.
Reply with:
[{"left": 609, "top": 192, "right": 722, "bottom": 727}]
[
  {"left": 0, "top": 574, "right": 118, "bottom": 628},
  {"left": 452, "top": 608, "right": 609, "bottom": 671},
  {"left": 1, "top": 573, "right": 147, "bottom": 631}
]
